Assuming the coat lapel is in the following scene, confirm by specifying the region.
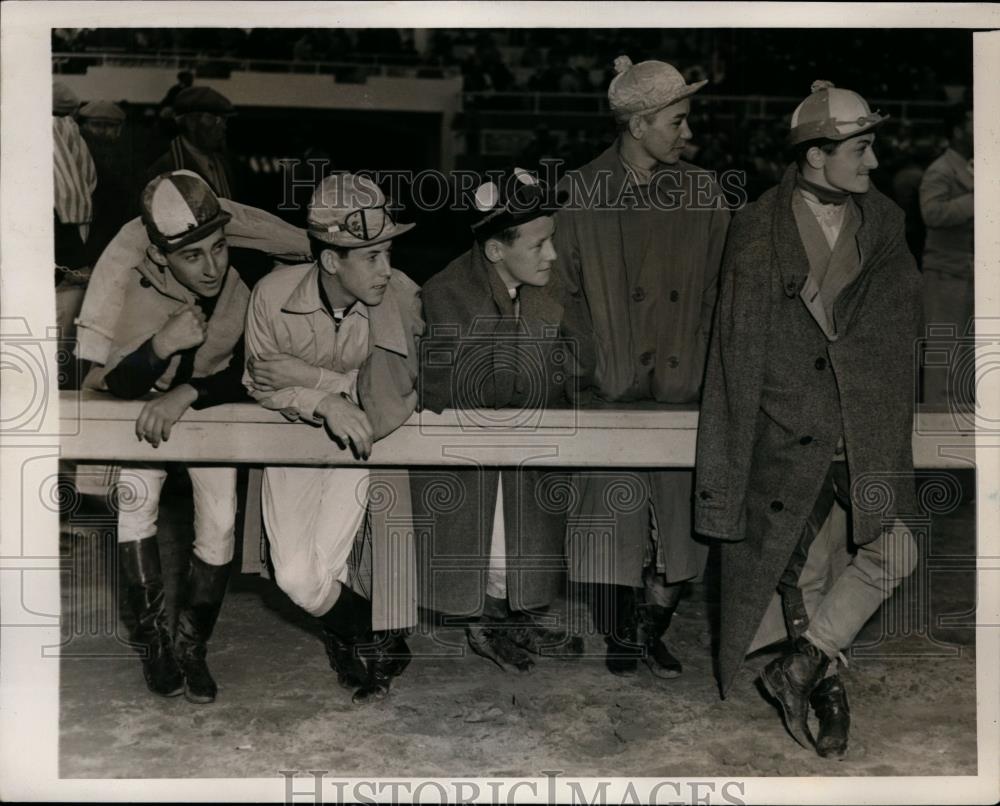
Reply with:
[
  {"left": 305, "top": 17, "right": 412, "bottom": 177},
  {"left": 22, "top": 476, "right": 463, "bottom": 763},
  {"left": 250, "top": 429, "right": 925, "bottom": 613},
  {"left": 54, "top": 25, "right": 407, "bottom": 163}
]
[{"left": 773, "top": 166, "right": 811, "bottom": 300}]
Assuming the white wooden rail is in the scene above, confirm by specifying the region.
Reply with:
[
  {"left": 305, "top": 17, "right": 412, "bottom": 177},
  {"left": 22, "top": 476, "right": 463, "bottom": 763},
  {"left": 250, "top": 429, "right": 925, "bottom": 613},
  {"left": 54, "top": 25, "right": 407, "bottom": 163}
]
[{"left": 58, "top": 391, "right": 976, "bottom": 469}]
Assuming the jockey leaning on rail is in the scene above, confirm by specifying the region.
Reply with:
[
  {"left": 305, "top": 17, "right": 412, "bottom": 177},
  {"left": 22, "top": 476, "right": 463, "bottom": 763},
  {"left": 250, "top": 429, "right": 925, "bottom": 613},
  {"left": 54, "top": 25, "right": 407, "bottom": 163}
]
[
  {"left": 413, "top": 167, "right": 595, "bottom": 673},
  {"left": 81, "top": 170, "right": 279, "bottom": 704},
  {"left": 242, "top": 173, "right": 424, "bottom": 705}
]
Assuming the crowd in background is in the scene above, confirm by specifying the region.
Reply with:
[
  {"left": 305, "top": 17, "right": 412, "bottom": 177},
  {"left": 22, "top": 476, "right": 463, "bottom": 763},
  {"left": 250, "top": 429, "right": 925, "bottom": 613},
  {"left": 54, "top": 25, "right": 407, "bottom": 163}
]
[
  {"left": 54, "top": 27, "right": 969, "bottom": 101},
  {"left": 52, "top": 28, "right": 973, "bottom": 338}
]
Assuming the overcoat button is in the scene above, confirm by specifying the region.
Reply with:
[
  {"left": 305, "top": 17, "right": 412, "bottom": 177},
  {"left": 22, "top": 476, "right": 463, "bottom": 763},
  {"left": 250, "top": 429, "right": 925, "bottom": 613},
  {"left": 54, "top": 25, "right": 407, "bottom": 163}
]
[
  {"left": 670, "top": 290, "right": 679, "bottom": 302},
  {"left": 632, "top": 287, "right": 646, "bottom": 303},
  {"left": 815, "top": 357, "right": 827, "bottom": 370},
  {"left": 699, "top": 490, "right": 712, "bottom": 501},
  {"left": 799, "top": 436, "right": 813, "bottom": 445},
  {"left": 640, "top": 351, "right": 654, "bottom": 366},
  {"left": 770, "top": 500, "right": 784, "bottom": 512},
  {"left": 667, "top": 355, "right": 679, "bottom": 369}
]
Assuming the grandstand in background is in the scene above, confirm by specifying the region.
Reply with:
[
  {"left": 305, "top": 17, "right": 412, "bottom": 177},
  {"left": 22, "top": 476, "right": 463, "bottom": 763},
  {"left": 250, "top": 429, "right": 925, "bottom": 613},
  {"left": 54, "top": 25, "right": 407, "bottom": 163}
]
[{"left": 52, "top": 27, "right": 971, "bottom": 280}]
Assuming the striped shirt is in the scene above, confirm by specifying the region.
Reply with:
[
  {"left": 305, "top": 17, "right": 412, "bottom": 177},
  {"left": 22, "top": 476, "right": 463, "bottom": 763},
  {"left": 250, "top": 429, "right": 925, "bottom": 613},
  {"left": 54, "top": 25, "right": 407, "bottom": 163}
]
[{"left": 53, "top": 115, "right": 96, "bottom": 230}]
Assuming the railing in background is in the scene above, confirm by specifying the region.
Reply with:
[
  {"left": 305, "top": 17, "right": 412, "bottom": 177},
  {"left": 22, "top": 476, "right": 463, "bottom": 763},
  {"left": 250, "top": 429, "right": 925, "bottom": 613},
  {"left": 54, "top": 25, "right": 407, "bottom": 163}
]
[{"left": 52, "top": 51, "right": 461, "bottom": 80}]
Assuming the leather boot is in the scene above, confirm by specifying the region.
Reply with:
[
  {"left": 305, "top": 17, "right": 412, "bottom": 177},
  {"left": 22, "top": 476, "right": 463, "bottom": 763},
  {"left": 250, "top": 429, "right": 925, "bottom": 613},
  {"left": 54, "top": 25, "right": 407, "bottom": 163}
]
[
  {"left": 640, "top": 604, "right": 682, "bottom": 679},
  {"left": 811, "top": 674, "right": 851, "bottom": 758},
  {"left": 760, "top": 635, "right": 830, "bottom": 749},
  {"left": 466, "top": 596, "right": 534, "bottom": 671},
  {"left": 317, "top": 585, "right": 371, "bottom": 690},
  {"left": 174, "top": 556, "right": 231, "bottom": 704},
  {"left": 467, "top": 621, "right": 535, "bottom": 672},
  {"left": 593, "top": 584, "right": 642, "bottom": 676},
  {"left": 118, "top": 538, "right": 183, "bottom": 697},
  {"left": 353, "top": 631, "right": 412, "bottom": 704},
  {"left": 506, "top": 610, "right": 583, "bottom": 659}
]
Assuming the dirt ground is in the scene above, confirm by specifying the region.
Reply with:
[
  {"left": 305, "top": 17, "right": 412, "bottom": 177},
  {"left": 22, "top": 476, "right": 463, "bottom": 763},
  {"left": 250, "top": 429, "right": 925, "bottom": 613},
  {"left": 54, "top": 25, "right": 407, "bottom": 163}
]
[{"left": 58, "top": 469, "right": 977, "bottom": 779}]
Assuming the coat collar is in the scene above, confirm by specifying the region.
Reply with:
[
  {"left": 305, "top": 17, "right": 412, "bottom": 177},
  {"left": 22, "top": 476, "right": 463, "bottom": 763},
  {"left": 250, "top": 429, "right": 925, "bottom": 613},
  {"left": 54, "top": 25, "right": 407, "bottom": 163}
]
[
  {"left": 465, "top": 246, "right": 564, "bottom": 328},
  {"left": 280, "top": 262, "right": 409, "bottom": 357},
  {"left": 773, "top": 165, "right": 882, "bottom": 298}
]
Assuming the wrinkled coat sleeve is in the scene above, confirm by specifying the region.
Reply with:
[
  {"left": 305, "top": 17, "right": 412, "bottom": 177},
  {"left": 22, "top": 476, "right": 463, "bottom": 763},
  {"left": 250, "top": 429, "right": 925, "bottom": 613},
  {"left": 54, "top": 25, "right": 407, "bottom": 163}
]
[
  {"left": 416, "top": 276, "right": 463, "bottom": 414},
  {"left": 243, "top": 282, "right": 328, "bottom": 424},
  {"left": 694, "top": 211, "right": 768, "bottom": 541},
  {"left": 357, "top": 275, "right": 425, "bottom": 440},
  {"left": 919, "top": 163, "right": 973, "bottom": 229},
  {"left": 551, "top": 199, "right": 596, "bottom": 403}
]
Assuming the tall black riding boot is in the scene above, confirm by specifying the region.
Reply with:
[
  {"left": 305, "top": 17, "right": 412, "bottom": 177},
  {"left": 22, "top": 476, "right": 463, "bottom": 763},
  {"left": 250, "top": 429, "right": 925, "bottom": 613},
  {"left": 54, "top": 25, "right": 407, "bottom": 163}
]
[
  {"left": 593, "top": 584, "right": 642, "bottom": 676},
  {"left": 317, "top": 584, "right": 373, "bottom": 693},
  {"left": 760, "top": 635, "right": 830, "bottom": 749},
  {"left": 118, "top": 538, "right": 184, "bottom": 697},
  {"left": 174, "top": 556, "right": 232, "bottom": 704},
  {"left": 354, "top": 630, "right": 412, "bottom": 704}
]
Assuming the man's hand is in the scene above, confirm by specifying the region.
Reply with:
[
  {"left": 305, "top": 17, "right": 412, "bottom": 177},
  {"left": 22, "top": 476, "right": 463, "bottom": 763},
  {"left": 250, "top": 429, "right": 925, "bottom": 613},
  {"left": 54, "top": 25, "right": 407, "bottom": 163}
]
[
  {"left": 134, "top": 385, "right": 199, "bottom": 448},
  {"left": 152, "top": 303, "right": 207, "bottom": 359},
  {"left": 315, "top": 392, "right": 374, "bottom": 460},
  {"left": 247, "top": 352, "right": 321, "bottom": 392}
]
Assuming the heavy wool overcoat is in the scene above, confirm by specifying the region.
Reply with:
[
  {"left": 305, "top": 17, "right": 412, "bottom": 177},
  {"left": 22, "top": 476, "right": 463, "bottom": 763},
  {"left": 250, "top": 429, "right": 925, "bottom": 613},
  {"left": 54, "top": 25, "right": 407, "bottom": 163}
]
[
  {"left": 553, "top": 143, "right": 729, "bottom": 586},
  {"left": 694, "top": 165, "right": 922, "bottom": 695},
  {"left": 412, "top": 246, "right": 594, "bottom": 617}
]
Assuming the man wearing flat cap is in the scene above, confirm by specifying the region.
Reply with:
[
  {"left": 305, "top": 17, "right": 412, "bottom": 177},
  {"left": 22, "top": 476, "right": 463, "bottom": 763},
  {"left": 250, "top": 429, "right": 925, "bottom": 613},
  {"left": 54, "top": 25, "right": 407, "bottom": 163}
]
[
  {"left": 695, "top": 81, "right": 922, "bottom": 758},
  {"left": 553, "top": 56, "right": 729, "bottom": 679},
  {"left": 243, "top": 173, "right": 424, "bottom": 704},
  {"left": 147, "top": 86, "right": 239, "bottom": 200},
  {"left": 78, "top": 100, "right": 134, "bottom": 266},
  {"left": 413, "top": 168, "right": 595, "bottom": 672}
]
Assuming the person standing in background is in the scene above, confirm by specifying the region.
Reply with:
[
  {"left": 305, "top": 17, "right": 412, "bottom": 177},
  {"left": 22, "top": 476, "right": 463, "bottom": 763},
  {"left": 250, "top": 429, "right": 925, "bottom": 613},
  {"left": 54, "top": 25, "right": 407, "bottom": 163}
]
[
  {"left": 148, "top": 86, "right": 239, "bottom": 201},
  {"left": 77, "top": 100, "right": 134, "bottom": 267},
  {"left": 920, "top": 103, "right": 974, "bottom": 409}
]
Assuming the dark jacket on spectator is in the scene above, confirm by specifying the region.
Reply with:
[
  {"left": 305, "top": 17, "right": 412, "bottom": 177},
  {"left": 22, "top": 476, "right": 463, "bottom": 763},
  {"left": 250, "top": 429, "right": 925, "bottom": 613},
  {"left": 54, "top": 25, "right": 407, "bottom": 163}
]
[{"left": 412, "top": 245, "right": 594, "bottom": 616}]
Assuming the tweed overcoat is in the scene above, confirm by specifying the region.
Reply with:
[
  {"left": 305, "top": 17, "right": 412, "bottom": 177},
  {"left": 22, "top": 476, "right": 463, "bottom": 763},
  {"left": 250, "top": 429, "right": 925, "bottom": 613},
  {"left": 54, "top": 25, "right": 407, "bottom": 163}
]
[
  {"left": 694, "top": 165, "right": 922, "bottom": 695},
  {"left": 553, "top": 142, "right": 729, "bottom": 586},
  {"left": 412, "top": 246, "right": 594, "bottom": 617}
]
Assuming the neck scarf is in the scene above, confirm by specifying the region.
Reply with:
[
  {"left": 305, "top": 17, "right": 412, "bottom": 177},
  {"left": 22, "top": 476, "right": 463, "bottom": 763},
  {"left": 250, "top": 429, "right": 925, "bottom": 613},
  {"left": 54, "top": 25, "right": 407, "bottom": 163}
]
[{"left": 795, "top": 170, "right": 851, "bottom": 205}]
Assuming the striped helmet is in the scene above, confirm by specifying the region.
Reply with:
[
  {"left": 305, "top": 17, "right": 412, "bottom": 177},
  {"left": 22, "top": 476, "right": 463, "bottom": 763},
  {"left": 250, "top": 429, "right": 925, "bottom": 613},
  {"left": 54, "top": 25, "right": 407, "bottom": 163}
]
[
  {"left": 789, "top": 81, "right": 889, "bottom": 146},
  {"left": 140, "top": 170, "right": 231, "bottom": 252}
]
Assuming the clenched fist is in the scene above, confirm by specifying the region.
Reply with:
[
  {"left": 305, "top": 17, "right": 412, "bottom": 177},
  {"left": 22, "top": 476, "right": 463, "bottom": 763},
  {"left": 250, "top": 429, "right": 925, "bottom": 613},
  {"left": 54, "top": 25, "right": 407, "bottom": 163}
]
[{"left": 152, "top": 303, "right": 207, "bottom": 359}]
